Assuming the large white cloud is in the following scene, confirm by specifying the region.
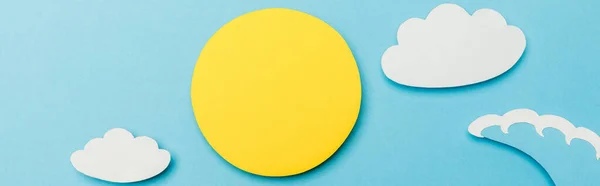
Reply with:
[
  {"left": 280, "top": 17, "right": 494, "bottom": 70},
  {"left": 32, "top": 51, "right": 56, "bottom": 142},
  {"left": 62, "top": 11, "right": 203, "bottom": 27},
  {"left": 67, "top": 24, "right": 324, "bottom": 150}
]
[
  {"left": 70, "top": 128, "right": 171, "bottom": 183},
  {"left": 382, "top": 3, "right": 526, "bottom": 88}
]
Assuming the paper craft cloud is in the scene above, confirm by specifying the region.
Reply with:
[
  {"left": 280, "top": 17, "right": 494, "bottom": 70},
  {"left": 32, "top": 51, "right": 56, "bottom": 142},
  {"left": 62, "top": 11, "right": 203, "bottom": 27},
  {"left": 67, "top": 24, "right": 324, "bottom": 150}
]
[
  {"left": 70, "top": 128, "right": 171, "bottom": 183},
  {"left": 382, "top": 3, "right": 526, "bottom": 88}
]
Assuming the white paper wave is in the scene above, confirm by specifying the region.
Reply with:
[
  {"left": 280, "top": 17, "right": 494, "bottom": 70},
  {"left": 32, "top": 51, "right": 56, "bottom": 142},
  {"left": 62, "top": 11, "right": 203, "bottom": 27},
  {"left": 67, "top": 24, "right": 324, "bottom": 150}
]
[{"left": 468, "top": 108, "right": 600, "bottom": 159}]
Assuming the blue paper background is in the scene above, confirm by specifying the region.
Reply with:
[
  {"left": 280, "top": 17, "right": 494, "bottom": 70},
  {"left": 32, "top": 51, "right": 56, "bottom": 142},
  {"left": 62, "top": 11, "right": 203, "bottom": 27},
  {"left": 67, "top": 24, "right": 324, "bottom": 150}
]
[{"left": 1, "top": 0, "right": 599, "bottom": 185}]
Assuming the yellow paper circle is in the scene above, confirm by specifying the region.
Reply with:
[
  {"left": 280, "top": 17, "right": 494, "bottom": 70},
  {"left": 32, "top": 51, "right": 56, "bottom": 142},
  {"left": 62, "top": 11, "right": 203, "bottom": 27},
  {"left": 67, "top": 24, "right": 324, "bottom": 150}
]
[{"left": 191, "top": 8, "right": 361, "bottom": 177}]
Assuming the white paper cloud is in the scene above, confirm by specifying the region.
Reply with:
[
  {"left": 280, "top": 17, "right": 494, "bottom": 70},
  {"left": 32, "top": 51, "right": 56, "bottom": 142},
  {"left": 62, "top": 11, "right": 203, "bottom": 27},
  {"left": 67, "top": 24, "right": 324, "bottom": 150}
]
[
  {"left": 381, "top": 3, "right": 526, "bottom": 88},
  {"left": 71, "top": 128, "right": 171, "bottom": 183},
  {"left": 468, "top": 108, "right": 600, "bottom": 159}
]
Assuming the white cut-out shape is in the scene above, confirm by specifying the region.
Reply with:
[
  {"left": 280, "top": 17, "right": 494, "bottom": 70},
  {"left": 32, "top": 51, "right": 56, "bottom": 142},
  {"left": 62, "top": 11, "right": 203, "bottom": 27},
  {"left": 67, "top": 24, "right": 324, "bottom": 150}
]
[
  {"left": 71, "top": 128, "right": 171, "bottom": 183},
  {"left": 382, "top": 3, "right": 526, "bottom": 88},
  {"left": 468, "top": 108, "right": 600, "bottom": 159}
]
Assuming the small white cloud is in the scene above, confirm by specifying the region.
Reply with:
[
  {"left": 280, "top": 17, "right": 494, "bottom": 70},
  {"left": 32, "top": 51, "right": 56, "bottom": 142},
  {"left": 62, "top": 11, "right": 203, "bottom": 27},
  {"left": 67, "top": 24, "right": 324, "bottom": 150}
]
[
  {"left": 468, "top": 108, "right": 600, "bottom": 159},
  {"left": 382, "top": 3, "right": 526, "bottom": 88},
  {"left": 71, "top": 128, "right": 171, "bottom": 183}
]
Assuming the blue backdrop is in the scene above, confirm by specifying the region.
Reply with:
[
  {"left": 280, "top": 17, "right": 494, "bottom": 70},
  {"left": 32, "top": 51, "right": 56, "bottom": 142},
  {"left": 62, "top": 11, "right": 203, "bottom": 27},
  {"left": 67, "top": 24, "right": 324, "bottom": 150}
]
[{"left": 1, "top": 0, "right": 599, "bottom": 185}]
